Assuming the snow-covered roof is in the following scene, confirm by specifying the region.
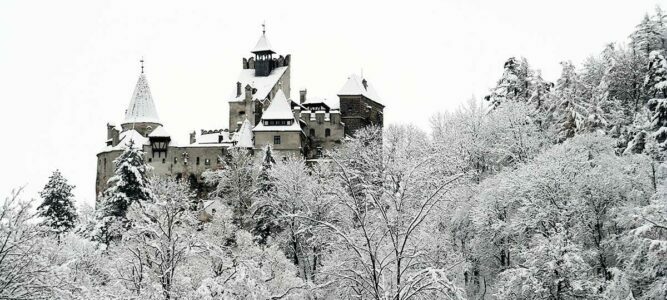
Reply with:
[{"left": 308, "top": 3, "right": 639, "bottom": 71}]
[
  {"left": 251, "top": 33, "right": 274, "bottom": 53},
  {"left": 260, "top": 90, "right": 293, "bottom": 120},
  {"left": 229, "top": 66, "right": 287, "bottom": 102},
  {"left": 99, "top": 129, "right": 149, "bottom": 153},
  {"left": 233, "top": 119, "right": 254, "bottom": 148},
  {"left": 122, "top": 73, "right": 161, "bottom": 125},
  {"left": 302, "top": 97, "right": 342, "bottom": 110},
  {"left": 196, "top": 131, "right": 231, "bottom": 144},
  {"left": 148, "top": 126, "right": 170, "bottom": 138},
  {"left": 253, "top": 90, "right": 302, "bottom": 132},
  {"left": 337, "top": 74, "right": 382, "bottom": 104}
]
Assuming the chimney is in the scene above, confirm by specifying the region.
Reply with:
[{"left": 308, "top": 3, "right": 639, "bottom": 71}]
[
  {"left": 244, "top": 84, "right": 252, "bottom": 101},
  {"left": 107, "top": 123, "right": 120, "bottom": 146},
  {"left": 362, "top": 78, "right": 368, "bottom": 90},
  {"left": 299, "top": 89, "right": 307, "bottom": 104},
  {"left": 189, "top": 131, "right": 196, "bottom": 144},
  {"left": 236, "top": 82, "right": 242, "bottom": 97}
]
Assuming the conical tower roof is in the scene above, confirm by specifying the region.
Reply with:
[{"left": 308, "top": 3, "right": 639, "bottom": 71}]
[
  {"left": 234, "top": 118, "right": 254, "bottom": 148},
  {"left": 122, "top": 73, "right": 161, "bottom": 125},
  {"left": 251, "top": 33, "right": 275, "bottom": 54}
]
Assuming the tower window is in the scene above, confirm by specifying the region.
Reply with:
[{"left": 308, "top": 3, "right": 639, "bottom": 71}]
[
  {"left": 274, "top": 135, "right": 281, "bottom": 145},
  {"left": 205, "top": 158, "right": 211, "bottom": 165},
  {"left": 325, "top": 128, "right": 331, "bottom": 137},
  {"left": 174, "top": 157, "right": 178, "bottom": 164},
  {"left": 148, "top": 158, "right": 152, "bottom": 163},
  {"left": 162, "top": 158, "right": 166, "bottom": 164},
  {"left": 196, "top": 157, "right": 200, "bottom": 165}
]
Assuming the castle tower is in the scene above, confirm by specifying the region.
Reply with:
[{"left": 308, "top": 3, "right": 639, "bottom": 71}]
[
  {"left": 338, "top": 74, "right": 384, "bottom": 136},
  {"left": 229, "top": 26, "right": 292, "bottom": 131},
  {"left": 121, "top": 61, "right": 161, "bottom": 136},
  {"left": 252, "top": 25, "right": 276, "bottom": 77}
]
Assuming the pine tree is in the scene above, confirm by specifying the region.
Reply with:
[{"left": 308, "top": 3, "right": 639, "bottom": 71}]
[
  {"left": 485, "top": 57, "right": 531, "bottom": 108},
  {"left": 630, "top": 14, "right": 665, "bottom": 60},
  {"left": 252, "top": 145, "right": 279, "bottom": 244},
  {"left": 101, "top": 140, "right": 152, "bottom": 218},
  {"left": 645, "top": 50, "right": 667, "bottom": 98},
  {"left": 37, "top": 169, "right": 77, "bottom": 234}
]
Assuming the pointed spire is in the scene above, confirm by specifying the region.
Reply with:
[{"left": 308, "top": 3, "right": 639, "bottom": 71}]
[
  {"left": 122, "top": 71, "right": 161, "bottom": 126},
  {"left": 234, "top": 118, "right": 254, "bottom": 148},
  {"left": 251, "top": 23, "right": 275, "bottom": 54}
]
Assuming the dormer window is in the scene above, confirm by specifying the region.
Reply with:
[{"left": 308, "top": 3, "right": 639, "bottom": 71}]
[
  {"left": 149, "top": 136, "right": 170, "bottom": 158},
  {"left": 263, "top": 119, "right": 293, "bottom": 126}
]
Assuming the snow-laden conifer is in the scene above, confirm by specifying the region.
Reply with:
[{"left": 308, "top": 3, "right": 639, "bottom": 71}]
[{"left": 37, "top": 169, "right": 77, "bottom": 234}]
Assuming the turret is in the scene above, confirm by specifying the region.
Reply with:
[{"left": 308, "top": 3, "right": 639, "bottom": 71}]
[
  {"left": 120, "top": 59, "right": 162, "bottom": 136},
  {"left": 251, "top": 23, "right": 276, "bottom": 77}
]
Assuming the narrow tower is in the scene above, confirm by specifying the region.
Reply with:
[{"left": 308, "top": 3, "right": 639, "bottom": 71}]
[
  {"left": 252, "top": 23, "right": 276, "bottom": 77},
  {"left": 121, "top": 59, "right": 162, "bottom": 136}
]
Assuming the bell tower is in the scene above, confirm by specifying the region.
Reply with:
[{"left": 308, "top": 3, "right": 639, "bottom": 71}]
[{"left": 251, "top": 23, "right": 276, "bottom": 77}]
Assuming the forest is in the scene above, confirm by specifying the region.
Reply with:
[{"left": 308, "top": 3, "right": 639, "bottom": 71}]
[{"left": 1, "top": 7, "right": 667, "bottom": 300}]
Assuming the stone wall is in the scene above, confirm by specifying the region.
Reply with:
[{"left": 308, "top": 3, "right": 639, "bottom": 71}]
[
  {"left": 253, "top": 131, "right": 303, "bottom": 160},
  {"left": 96, "top": 144, "right": 227, "bottom": 202},
  {"left": 339, "top": 95, "right": 384, "bottom": 136},
  {"left": 300, "top": 111, "right": 344, "bottom": 158}
]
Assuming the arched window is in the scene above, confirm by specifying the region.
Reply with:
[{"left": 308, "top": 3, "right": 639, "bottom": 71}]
[{"left": 325, "top": 128, "right": 331, "bottom": 137}]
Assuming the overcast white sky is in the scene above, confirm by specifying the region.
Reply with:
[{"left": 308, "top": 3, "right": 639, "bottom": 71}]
[{"left": 0, "top": 0, "right": 662, "bottom": 207}]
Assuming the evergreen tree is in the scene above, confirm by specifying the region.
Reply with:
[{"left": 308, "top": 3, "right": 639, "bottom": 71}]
[
  {"left": 252, "top": 145, "right": 280, "bottom": 244},
  {"left": 630, "top": 14, "right": 665, "bottom": 60},
  {"left": 37, "top": 169, "right": 77, "bottom": 234},
  {"left": 257, "top": 145, "right": 276, "bottom": 194},
  {"left": 101, "top": 140, "right": 152, "bottom": 218},
  {"left": 485, "top": 57, "right": 532, "bottom": 108},
  {"left": 645, "top": 50, "right": 667, "bottom": 98}
]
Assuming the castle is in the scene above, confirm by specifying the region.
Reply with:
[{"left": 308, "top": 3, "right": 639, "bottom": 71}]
[{"left": 95, "top": 28, "right": 385, "bottom": 197}]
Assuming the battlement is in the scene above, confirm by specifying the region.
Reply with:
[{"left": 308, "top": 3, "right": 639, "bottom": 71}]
[{"left": 242, "top": 54, "right": 291, "bottom": 70}]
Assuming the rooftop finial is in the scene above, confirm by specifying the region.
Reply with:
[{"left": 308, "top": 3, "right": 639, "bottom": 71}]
[
  {"left": 262, "top": 21, "right": 266, "bottom": 35},
  {"left": 140, "top": 57, "right": 144, "bottom": 74}
]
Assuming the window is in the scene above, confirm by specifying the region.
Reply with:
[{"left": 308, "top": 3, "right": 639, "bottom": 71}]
[
  {"left": 239, "top": 111, "right": 245, "bottom": 116},
  {"left": 325, "top": 128, "right": 331, "bottom": 137},
  {"left": 148, "top": 158, "right": 152, "bottom": 163},
  {"left": 264, "top": 120, "right": 292, "bottom": 126},
  {"left": 196, "top": 157, "right": 200, "bottom": 165},
  {"left": 205, "top": 158, "right": 211, "bottom": 165},
  {"left": 174, "top": 157, "right": 178, "bottom": 164},
  {"left": 162, "top": 158, "right": 166, "bottom": 164},
  {"left": 274, "top": 135, "right": 281, "bottom": 145},
  {"left": 309, "top": 129, "right": 315, "bottom": 136}
]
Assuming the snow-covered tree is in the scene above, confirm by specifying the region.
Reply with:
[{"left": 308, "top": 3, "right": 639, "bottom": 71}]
[
  {"left": 37, "top": 169, "right": 78, "bottom": 235},
  {"left": 94, "top": 141, "right": 152, "bottom": 245},
  {"left": 100, "top": 140, "right": 152, "bottom": 218},
  {"left": 204, "top": 147, "right": 257, "bottom": 231},
  {"left": 630, "top": 14, "right": 665, "bottom": 60},
  {"left": 472, "top": 134, "right": 654, "bottom": 298},
  {"left": 614, "top": 163, "right": 667, "bottom": 300},
  {"left": 486, "top": 57, "right": 532, "bottom": 108},
  {"left": 312, "top": 125, "right": 465, "bottom": 300},
  {"left": 0, "top": 188, "right": 66, "bottom": 299},
  {"left": 116, "top": 177, "right": 197, "bottom": 299}
]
